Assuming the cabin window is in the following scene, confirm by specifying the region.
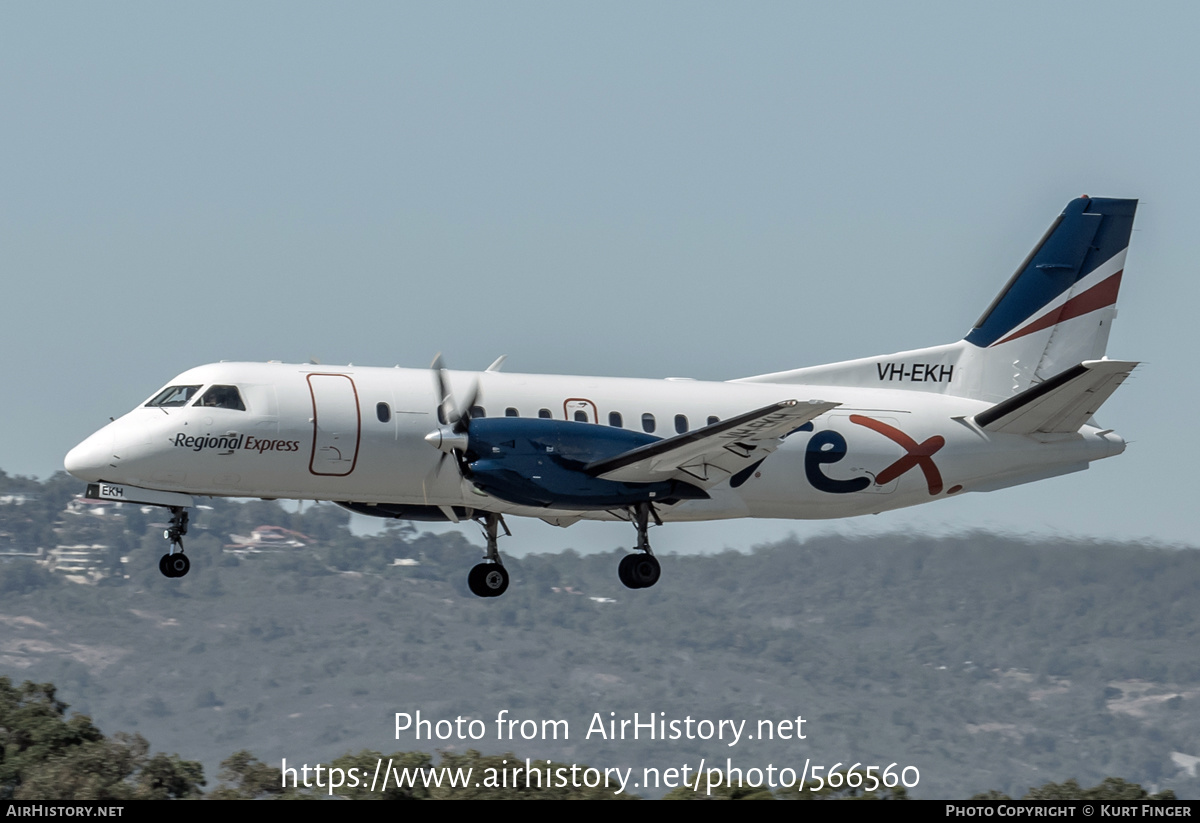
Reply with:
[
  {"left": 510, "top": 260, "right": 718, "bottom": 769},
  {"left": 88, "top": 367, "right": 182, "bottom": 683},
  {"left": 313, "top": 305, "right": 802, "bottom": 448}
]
[
  {"left": 609, "top": 411, "right": 623, "bottom": 428},
  {"left": 642, "top": 413, "right": 656, "bottom": 433},
  {"left": 145, "top": 385, "right": 202, "bottom": 408},
  {"left": 707, "top": 415, "right": 719, "bottom": 426},
  {"left": 469, "top": 405, "right": 486, "bottom": 419},
  {"left": 675, "top": 414, "right": 688, "bottom": 434},
  {"left": 505, "top": 407, "right": 519, "bottom": 417},
  {"left": 376, "top": 402, "right": 391, "bottom": 423},
  {"left": 538, "top": 408, "right": 552, "bottom": 419},
  {"left": 574, "top": 410, "right": 588, "bottom": 422}
]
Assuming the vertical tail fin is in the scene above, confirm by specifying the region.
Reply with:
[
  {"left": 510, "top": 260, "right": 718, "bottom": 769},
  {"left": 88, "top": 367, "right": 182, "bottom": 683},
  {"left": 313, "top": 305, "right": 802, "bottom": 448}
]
[
  {"left": 960, "top": 196, "right": 1137, "bottom": 399},
  {"left": 735, "top": 196, "right": 1138, "bottom": 403}
]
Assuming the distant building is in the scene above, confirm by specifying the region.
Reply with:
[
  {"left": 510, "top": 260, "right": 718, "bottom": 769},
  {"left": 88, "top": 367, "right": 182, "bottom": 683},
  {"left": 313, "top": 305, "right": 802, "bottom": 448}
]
[
  {"left": 226, "top": 525, "right": 311, "bottom": 553},
  {"left": 40, "top": 544, "right": 110, "bottom": 585},
  {"left": 65, "top": 496, "right": 125, "bottom": 518}
]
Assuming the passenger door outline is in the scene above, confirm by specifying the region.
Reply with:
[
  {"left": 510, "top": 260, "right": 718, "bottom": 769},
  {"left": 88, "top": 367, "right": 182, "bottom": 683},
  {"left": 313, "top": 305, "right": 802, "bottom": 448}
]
[
  {"left": 307, "top": 373, "right": 361, "bottom": 476},
  {"left": 563, "top": 398, "right": 598, "bottom": 423}
]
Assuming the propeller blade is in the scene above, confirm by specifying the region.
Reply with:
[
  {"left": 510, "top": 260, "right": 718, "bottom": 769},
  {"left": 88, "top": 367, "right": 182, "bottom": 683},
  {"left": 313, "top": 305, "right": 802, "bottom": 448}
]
[
  {"left": 429, "top": 353, "right": 481, "bottom": 434},
  {"left": 455, "top": 382, "right": 481, "bottom": 434},
  {"left": 431, "top": 353, "right": 452, "bottom": 425}
]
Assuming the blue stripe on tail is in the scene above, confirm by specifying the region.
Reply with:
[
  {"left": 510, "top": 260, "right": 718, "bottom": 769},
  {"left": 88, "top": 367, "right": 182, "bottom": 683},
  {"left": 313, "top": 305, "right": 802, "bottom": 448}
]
[{"left": 965, "top": 197, "right": 1137, "bottom": 348}]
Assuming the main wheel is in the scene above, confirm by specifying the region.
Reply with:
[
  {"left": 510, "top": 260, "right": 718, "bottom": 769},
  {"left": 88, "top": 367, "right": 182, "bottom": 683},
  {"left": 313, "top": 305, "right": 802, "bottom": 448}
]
[
  {"left": 162, "top": 553, "right": 190, "bottom": 578},
  {"left": 468, "top": 563, "right": 509, "bottom": 597},
  {"left": 630, "top": 554, "right": 660, "bottom": 589},
  {"left": 618, "top": 554, "right": 641, "bottom": 589}
]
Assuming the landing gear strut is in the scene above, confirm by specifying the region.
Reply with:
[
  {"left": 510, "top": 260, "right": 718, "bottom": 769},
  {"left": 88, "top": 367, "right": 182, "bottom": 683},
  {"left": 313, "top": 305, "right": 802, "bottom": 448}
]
[
  {"left": 468, "top": 512, "right": 510, "bottom": 597},
  {"left": 618, "top": 502, "right": 661, "bottom": 589},
  {"left": 159, "top": 506, "right": 191, "bottom": 578}
]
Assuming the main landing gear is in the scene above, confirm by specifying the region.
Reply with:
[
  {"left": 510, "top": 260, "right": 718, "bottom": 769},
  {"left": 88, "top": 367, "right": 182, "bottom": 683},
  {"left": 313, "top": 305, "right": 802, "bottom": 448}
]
[
  {"left": 463, "top": 504, "right": 663, "bottom": 596},
  {"left": 158, "top": 506, "right": 191, "bottom": 578},
  {"left": 618, "top": 502, "right": 661, "bottom": 590},
  {"left": 468, "top": 512, "right": 510, "bottom": 598}
]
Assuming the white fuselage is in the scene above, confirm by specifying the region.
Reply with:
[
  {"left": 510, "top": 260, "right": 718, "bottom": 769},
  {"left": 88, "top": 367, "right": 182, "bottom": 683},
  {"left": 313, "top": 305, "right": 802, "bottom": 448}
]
[{"left": 64, "top": 361, "right": 1125, "bottom": 525}]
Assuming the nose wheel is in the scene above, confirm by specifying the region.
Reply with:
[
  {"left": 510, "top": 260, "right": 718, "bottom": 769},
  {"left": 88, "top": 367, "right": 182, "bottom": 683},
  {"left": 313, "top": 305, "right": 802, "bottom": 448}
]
[
  {"left": 159, "top": 552, "right": 191, "bottom": 578},
  {"left": 159, "top": 506, "right": 191, "bottom": 578}
]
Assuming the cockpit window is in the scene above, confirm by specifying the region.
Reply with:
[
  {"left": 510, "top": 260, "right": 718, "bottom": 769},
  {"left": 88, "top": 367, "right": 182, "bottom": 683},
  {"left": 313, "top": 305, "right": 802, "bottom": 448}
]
[
  {"left": 145, "top": 385, "right": 202, "bottom": 408},
  {"left": 196, "top": 385, "right": 247, "bottom": 411}
]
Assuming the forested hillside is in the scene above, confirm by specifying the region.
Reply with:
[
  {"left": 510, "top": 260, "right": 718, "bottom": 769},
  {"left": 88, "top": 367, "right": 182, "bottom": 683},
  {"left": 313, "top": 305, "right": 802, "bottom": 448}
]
[{"left": 0, "top": 471, "right": 1196, "bottom": 798}]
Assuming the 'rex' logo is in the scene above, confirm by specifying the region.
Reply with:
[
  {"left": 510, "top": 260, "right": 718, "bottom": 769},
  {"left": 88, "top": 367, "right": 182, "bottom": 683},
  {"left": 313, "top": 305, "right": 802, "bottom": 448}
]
[{"left": 849, "top": 415, "right": 946, "bottom": 496}]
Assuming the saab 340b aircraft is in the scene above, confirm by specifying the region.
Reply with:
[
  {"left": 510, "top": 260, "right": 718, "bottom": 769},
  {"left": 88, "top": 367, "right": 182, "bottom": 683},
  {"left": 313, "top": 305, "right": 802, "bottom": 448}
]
[{"left": 65, "top": 196, "right": 1139, "bottom": 597}]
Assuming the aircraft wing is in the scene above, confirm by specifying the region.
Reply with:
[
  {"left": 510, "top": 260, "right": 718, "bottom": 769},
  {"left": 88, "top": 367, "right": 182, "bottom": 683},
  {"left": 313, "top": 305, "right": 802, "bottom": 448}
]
[
  {"left": 586, "top": 399, "right": 839, "bottom": 487},
  {"left": 973, "top": 359, "right": 1138, "bottom": 435}
]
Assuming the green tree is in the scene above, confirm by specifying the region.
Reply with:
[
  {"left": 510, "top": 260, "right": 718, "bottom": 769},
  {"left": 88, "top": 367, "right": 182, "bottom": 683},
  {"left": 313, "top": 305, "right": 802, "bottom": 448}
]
[
  {"left": 1021, "top": 777, "right": 1175, "bottom": 801},
  {"left": 16, "top": 734, "right": 203, "bottom": 800},
  {"left": 662, "top": 774, "right": 775, "bottom": 800},
  {"left": 0, "top": 678, "right": 203, "bottom": 799},
  {"left": 328, "top": 750, "right": 433, "bottom": 800},
  {"left": 0, "top": 678, "right": 104, "bottom": 798},
  {"left": 429, "top": 750, "right": 635, "bottom": 799},
  {"left": 209, "top": 750, "right": 301, "bottom": 800}
]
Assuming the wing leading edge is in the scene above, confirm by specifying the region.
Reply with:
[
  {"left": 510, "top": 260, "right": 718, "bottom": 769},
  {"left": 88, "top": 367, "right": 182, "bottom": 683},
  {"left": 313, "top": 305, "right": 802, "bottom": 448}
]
[{"left": 587, "top": 399, "right": 839, "bottom": 487}]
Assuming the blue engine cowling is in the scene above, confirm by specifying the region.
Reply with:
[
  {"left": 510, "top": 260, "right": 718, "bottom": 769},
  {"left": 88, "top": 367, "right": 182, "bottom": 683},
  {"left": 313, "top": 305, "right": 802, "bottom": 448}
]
[
  {"left": 336, "top": 502, "right": 475, "bottom": 521},
  {"left": 462, "top": 418, "right": 707, "bottom": 510}
]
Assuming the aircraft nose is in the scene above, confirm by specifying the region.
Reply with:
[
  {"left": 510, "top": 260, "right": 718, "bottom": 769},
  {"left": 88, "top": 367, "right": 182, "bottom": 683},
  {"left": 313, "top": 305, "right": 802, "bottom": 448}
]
[{"left": 64, "top": 429, "right": 116, "bottom": 482}]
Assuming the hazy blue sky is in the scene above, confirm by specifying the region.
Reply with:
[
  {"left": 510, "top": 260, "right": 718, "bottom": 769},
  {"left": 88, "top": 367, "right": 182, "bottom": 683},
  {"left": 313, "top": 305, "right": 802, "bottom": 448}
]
[{"left": 3, "top": 3, "right": 1197, "bottom": 551}]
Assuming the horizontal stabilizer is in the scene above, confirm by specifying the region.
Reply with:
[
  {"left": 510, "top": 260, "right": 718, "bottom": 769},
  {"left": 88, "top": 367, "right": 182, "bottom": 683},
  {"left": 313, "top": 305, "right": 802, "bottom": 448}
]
[
  {"left": 588, "top": 399, "right": 839, "bottom": 486},
  {"left": 973, "top": 360, "right": 1137, "bottom": 434}
]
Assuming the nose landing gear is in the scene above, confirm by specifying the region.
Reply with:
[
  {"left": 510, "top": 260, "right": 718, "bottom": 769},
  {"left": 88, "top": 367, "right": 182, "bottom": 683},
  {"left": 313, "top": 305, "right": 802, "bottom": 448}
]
[{"left": 159, "top": 506, "right": 191, "bottom": 578}]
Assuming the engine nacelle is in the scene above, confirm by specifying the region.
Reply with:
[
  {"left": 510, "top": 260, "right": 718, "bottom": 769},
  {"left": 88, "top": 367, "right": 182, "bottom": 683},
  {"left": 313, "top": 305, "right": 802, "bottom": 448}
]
[
  {"left": 336, "top": 501, "right": 475, "bottom": 521},
  {"left": 462, "top": 418, "right": 707, "bottom": 510}
]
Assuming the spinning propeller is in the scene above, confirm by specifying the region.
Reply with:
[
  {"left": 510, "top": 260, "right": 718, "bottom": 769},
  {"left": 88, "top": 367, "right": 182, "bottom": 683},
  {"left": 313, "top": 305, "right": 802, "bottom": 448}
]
[{"left": 423, "top": 354, "right": 481, "bottom": 489}]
